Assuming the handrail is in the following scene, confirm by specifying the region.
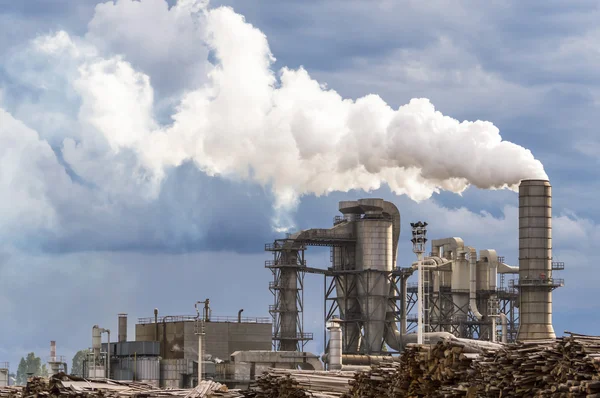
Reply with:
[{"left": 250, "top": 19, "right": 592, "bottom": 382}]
[{"left": 138, "top": 315, "right": 271, "bottom": 324}]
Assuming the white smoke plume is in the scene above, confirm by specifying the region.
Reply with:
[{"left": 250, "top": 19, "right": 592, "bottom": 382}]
[{"left": 1, "top": 0, "right": 547, "bottom": 215}]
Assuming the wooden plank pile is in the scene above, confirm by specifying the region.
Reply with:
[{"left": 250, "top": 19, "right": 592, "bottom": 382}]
[
  {"left": 0, "top": 386, "right": 23, "bottom": 398},
  {"left": 342, "top": 332, "right": 600, "bottom": 397},
  {"left": 247, "top": 369, "right": 355, "bottom": 398},
  {"left": 3, "top": 374, "right": 243, "bottom": 398},
  {"left": 472, "top": 332, "right": 600, "bottom": 397},
  {"left": 343, "top": 340, "right": 489, "bottom": 398}
]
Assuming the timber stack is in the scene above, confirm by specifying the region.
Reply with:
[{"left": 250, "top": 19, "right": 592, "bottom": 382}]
[
  {"left": 343, "top": 339, "right": 490, "bottom": 398},
  {"left": 473, "top": 332, "right": 600, "bottom": 397},
  {"left": 247, "top": 369, "right": 355, "bottom": 398},
  {"left": 2, "top": 373, "right": 243, "bottom": 398},
  {"left": 343, "top": 332, "right": 600, "bottom": 397},
  {"left": 0, "top": 386, "right": 22, "bottom": 398}
]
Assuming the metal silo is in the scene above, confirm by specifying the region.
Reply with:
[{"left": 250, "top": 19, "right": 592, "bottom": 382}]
[
  {"left": 355, "top": 199, "right": 393, "bottom": 353},
  {"left": 516, "top": 179, "right": 556, "bottom": 340}
]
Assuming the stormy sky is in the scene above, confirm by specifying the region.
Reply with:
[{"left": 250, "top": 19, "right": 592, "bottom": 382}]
[{"left": 1, "top": 0, "right": 599, "bottom": 371}]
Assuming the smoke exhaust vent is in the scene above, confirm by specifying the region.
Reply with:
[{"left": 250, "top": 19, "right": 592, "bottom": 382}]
[{"left": 516, "top": 179, "right": 556, "bottom": 341}]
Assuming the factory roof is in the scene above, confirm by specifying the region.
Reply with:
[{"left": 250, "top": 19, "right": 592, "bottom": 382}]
[{"left": 137, "top": 315, "right": 271, "bottom": 324}]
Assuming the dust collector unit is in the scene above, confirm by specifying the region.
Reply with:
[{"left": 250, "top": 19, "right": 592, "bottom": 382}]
[{"left": 516, "top": 179, "right": 556, "bottom": 341}]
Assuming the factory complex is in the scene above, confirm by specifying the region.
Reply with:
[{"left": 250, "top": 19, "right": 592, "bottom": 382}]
[{"left": 0, "top": 179, "right": 572, "bottom": 396}]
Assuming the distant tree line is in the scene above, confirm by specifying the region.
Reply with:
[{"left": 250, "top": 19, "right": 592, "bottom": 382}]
[
  {"left": 13, "top": 349, "right": 90, "bottom": 384},
  {"left": 15, "top": 353, "right": 47, "bottom": 385}
]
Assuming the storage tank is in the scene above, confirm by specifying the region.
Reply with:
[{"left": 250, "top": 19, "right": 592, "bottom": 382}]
[
  {"left": 92, "top": 325, "right": 102, "bottom": 357},
  {"left": 355, "top": 199, "right": 393, "bottom": 353},
  {"left": 516, "top": 179, "right": 556, "bottom": 340}
]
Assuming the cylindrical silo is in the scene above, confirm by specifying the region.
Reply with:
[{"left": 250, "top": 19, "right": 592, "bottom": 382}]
[
  {"left": 327, "top": 321, "right": 342, "bottom": 370},
  {"left": 355, "top": 199, "right": 393, "bottom": 353},
  {"left": 92, "top": 325, "right": 102, "bottom": 358},
  {"left": 516, "top": 179, "right": 556, "bottom": 341},
  {"left": 118, "top": 314, "right": 127, "bottom": 343},
  {"left": 451, "top": 251, "right": 469, "bottom": 329}
]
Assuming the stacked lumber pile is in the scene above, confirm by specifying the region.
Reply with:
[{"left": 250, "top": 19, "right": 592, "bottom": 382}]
[
  {"left": 344, "top": 340, "right": 489, "bottom": 398},
  {"left": 342, "top": 332, "right": 600, "bottom": 397},
  {"left": 7, "top": 374, "right": 242, "bottom": 398},
  {"left": 24, "top": 377, "right": 49, "bottom": 397},
  {"left": 473, "top": 332, "right": 600, "bottom": 397},
  {"left": 248, "top": 369, "right": 355, "bottom": 398},
  {"left": 0, "top": 386, "right": 23, "bottom": 398}
]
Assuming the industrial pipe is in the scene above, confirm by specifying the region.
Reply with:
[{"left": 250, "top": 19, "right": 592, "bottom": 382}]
[
  {"left": 154, "top": 308, "right": 159, "bottom": 342},
  {"left": 104, "top": 329, "right": 111, "bottom": 380},
  {"left": 498, "top": 263, "right": 519, "bottom": 274},
  {"left": 194, "top": 301, "right": 208, "bottom": 384},
  {"left": 467, "top": 247, "right": 483, "bottom": 320},
  {"left": 238, "top": 309, "right": 244, "bottom": 323},
  {"left": 62, "top": 363, "right": 68, "bottom": 375},
  {"left": 327, "top": 320, "right": 342, "bottom": 371},
  {"left": 500, "top": 313, "right": 508, "bottom": 344},
  {"left": 204, "top": 299, "right": 211, "bottom": 321}
]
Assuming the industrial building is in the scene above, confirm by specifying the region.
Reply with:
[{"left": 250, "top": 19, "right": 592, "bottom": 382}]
[
  {"left": 0, "top": 362, "right": 8, "bottom": 387},
  {"left": 84, "top": 307, "right": 272, "bottom": 388},
  {"left": 265, "top": 179, "right": 564, "bottom": 366}
]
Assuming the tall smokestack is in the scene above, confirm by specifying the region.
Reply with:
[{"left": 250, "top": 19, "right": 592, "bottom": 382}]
[
  {"left": 50, "top": 341, "right": 56, "bottom": 363},
  {"left": 516, "top": 179, "right": 555, "bottom": 341},
  {"left": 118, "top": 313, "right": 127, "bottom": 343}
]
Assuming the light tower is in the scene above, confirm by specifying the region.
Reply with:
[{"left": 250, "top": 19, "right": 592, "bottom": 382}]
[{"left": 411, "top": 221, "right": 428, "bottom": 345}]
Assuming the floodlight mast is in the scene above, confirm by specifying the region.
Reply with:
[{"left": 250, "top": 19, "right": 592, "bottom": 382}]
[{"left": 411, "top": 221, "right": 428, "bottom": 345}]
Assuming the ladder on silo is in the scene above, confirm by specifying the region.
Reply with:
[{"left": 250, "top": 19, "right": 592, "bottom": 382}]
[{"left": 422, "top": 266, "right": 431, "bottom": 349}]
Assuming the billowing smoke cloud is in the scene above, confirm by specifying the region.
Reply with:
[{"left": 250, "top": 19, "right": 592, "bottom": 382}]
[{"left": 0, "top": 0, "right": 546, "bottom": 242}]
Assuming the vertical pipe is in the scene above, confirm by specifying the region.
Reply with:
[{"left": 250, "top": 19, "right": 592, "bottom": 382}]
[
  {"left": 400, "top": 276, "right": 408, "bottom": 334},
  {"left": 238, "top": 309, "right": 244, "bottom": 323},
  {"left": 154, "top": 308, "right": 159, "bottom": 342},
  {"left": 107, "top": 330, "right": 111, "bottom": 380},
  {"left": 468, "top": 248, "right": 482, "bottom": 320},
  {"left": 198, "top": 327, "right": 203, "bottom": 384},
  {"left": 417, "top": 253, "right": 423, "bottom": 345},
  {"left": 327, "top": 321, "right": 342, "bottom": 370},
  {"left": 500, "top": 313, "right": 508, "bottom": 344}
]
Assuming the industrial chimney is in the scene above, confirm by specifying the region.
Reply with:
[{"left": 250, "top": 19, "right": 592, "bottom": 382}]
[
  {"left": 516, "top": 179, "right": 556, "bottom": 341},
  {"left": 118, "top": 313, "right": 127, "bottom": 343}
]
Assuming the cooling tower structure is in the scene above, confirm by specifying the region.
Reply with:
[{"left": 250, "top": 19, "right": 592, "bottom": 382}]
[{"left": 516, "top": 179, "right": 564, "bottom": 341}]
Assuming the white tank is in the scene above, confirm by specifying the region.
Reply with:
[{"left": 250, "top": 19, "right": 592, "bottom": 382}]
[{"left": 92, "top": 325, "right": 102, "bottom": 357}]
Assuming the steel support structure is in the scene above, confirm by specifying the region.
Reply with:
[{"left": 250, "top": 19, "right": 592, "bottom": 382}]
[
  {"left": 265, "top": 240, "right": 313, "bottom": 352},
  {"left": 323, "top": 268, "right": 412, "bottom": 355},
  {"left": 406, "top": 271, "right": 521, "bottom": 343}
]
